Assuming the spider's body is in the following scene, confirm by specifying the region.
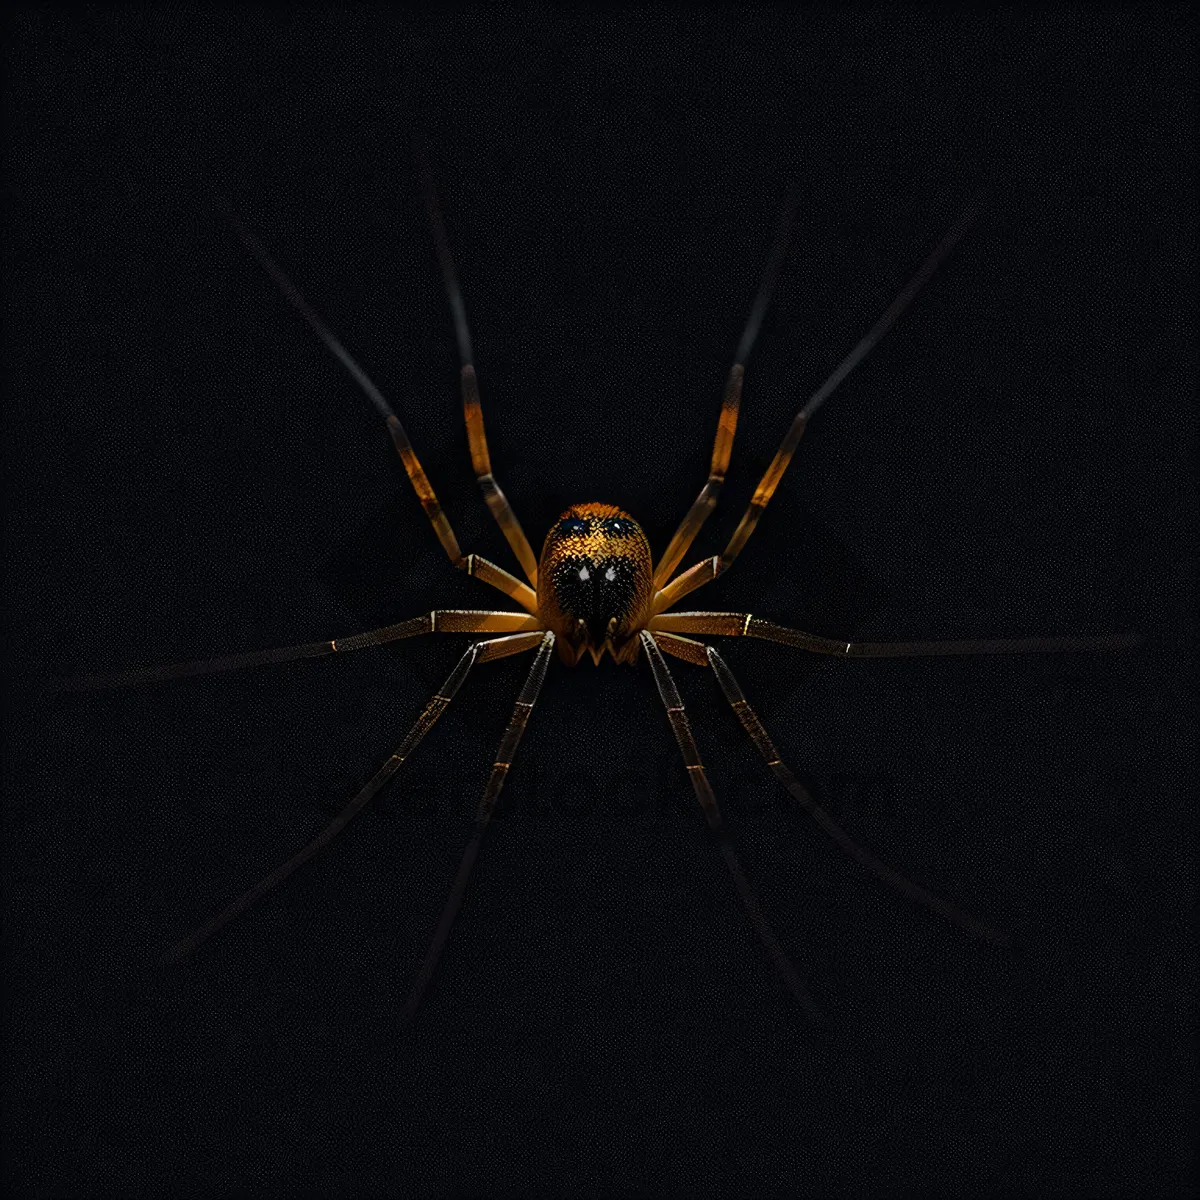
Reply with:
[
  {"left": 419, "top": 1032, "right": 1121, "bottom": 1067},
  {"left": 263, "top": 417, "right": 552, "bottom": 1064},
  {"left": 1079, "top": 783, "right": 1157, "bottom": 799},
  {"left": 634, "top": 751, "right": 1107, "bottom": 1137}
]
[
  {"left": 538, "top": 503, "right": 653, "bottom": 666},
  {"left": 63, "top": 187, "right": 1137, "bottom": 1022}
]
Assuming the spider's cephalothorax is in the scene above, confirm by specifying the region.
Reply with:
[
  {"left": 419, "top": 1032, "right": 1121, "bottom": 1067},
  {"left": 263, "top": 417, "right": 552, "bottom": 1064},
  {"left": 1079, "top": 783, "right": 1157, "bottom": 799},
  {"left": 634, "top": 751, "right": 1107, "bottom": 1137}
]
[{"left": 537, "top": 503, "right": 653, "bottom": 665}]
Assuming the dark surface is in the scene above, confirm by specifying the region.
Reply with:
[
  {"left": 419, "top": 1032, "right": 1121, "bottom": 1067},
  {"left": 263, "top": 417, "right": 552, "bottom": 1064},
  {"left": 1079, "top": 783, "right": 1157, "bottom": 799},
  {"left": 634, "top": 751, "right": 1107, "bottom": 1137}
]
[{"left": 3, "top": 8, "right": 1194, "bottom": 1197}]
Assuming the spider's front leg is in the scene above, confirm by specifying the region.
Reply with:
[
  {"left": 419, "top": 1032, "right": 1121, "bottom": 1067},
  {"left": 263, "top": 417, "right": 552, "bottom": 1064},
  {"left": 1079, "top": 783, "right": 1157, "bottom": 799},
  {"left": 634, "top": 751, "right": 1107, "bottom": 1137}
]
[
  {"left": 227, "top": 211, "right": 539, "bottom": 611},
  {"left": 409, "top": 135, "right": 541, "bottom": 588},
  {"left": 651, "top": 185, "right": 802, "bottom": 589},
  {"left": 650, "top": 205, "right": 979, "bottom": 617}
]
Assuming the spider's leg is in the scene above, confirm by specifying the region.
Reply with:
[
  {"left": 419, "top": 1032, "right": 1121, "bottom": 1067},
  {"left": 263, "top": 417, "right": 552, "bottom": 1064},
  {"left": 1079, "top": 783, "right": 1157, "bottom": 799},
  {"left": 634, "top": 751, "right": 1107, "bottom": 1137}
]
[
  {"left": 165, "top": 629, "right": 546, "bottom": 963},
  {"left": 651, "top": 205, "right": 978, "bottom": 615},
  {"left": 462, "top": 555, "right": 539, "bottom": 614},
  {"left": 672, "top": 635, "right": 1009, "bottom": 944},
  {"left": 402, "top": 630, "right": 556, "bottom": 1022},
  {"left": 650, "top": 612, "right": 1141, "bottom": 657},
  {"left": 640, "top": 631, "right": 823, "bottom": 1020},
  {"left": 460, "top": 364, "right": 539, "bottom": 588},
  {"left": 653, "top": 188, "right": 801, "bottom": 588},
  {"left": 655, "top": 630, "right": 1007, "bottom": 944},
  {"left": 53, "top": 610, "right": 542, "bottom": 691},
  {"left": 412, "top": 138, "right": 540, "bottom": 588},
  {"left": 227, "top": 214, "right": 537, "bottom": 611}
]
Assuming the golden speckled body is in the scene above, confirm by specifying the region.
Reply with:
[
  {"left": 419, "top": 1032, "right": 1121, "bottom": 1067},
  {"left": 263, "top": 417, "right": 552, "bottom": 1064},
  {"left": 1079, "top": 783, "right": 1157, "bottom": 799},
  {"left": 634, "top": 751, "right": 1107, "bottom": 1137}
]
[{"left": 537, "top": 502, "right": 654, "bottom": 665}]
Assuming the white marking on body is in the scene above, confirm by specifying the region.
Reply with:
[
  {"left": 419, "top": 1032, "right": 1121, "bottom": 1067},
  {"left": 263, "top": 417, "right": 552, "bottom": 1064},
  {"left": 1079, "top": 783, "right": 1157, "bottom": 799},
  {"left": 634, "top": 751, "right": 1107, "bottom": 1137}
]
[
  {"left": 604, "top": 566, "right": 616, "bottom": 582},
  {"left": 579, "top": 566, "right": 590, "bottom": 581}
]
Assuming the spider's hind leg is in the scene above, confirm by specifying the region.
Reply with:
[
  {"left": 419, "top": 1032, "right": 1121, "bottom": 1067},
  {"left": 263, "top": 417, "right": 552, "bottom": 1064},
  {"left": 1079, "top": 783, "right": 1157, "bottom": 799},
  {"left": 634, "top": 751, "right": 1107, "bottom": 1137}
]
[
  {"left": 641, "top": 630, "right": 823, "bottom": 1020},
  {"left": 165, "top": 628, "right": 546, "bottom": 964},
  {"left": 653, "top": 629, "right": 1009, "bottom": 945},
  {"left": 401, "top": 630, "right": 557, "bottom": 1022}
]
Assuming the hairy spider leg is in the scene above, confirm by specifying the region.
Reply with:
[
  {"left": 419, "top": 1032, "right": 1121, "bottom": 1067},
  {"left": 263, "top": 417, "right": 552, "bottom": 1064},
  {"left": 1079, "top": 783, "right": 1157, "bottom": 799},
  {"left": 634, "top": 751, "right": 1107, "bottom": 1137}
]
[
  {"left": 652, "top": 630, "right": 1009, "bottom": 945},
  {"left": 412, "top": 134, "right": 540, "bottom": 587},
  {"left": 402, "top": 630, "right": 556, "bottom": 1021},
  {"left": 652, "top": 204, "right": 979, "bottom": 615},
  {"left": 640, "top": 631, "right": 823, "bottom": 1020},
  {"left": 226, "top": 211, "right": 538, "bottom": 615},
  {"left": 54, "top": 610, "right": 542, "bottom": 691},
  {"left": 165, "top": 629, "right": 546, "bottom": 963},
  {"left": 652, "top": 184, "right": 802, "bottom": 588},
  {"left": 650, "top": 613, "right": 1142, "bottom": 658}
]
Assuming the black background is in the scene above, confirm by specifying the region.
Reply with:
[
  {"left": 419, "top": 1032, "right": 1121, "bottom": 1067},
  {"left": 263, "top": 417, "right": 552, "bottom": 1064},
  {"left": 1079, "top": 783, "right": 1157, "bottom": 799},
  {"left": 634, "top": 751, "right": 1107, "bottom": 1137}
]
[{"left": 3, "top": 7, "right": 1195, "bottom": 1197}]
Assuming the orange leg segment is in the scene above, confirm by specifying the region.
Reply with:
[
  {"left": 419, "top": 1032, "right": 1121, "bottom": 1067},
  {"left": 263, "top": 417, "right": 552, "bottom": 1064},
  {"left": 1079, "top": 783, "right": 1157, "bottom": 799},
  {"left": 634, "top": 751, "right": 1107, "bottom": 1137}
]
[
  {"left": 228, "top": 212, "right": 537, "bottom": 611},
  {"left": 461, "top": 365, "right": 540, "bottom": 587},
  {"left": 653, "top": 188, "right": 802, "bottom": 588},
  {"left": 653, "top": 205, "right": 980, "bottom": 609}
]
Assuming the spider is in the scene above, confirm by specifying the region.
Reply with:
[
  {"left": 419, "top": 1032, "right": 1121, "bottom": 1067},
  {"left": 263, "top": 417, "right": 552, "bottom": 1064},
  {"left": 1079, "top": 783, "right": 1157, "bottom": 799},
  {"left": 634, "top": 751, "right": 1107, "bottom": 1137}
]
[{"left": 59, "top": 160, "right": 1137, "bottom": 1023}]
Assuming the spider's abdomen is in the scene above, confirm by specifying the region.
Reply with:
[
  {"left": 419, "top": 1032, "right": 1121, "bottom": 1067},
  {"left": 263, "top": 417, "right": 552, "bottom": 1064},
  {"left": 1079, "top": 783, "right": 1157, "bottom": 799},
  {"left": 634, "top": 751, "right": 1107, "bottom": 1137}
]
[{"left": 538, "top": 503, "right": 653, "bottom": 664}]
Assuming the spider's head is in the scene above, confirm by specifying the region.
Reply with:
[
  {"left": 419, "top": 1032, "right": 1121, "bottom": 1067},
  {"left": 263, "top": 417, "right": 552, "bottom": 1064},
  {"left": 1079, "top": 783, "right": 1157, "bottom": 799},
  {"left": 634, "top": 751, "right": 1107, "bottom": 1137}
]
[{"left": 538, "top": 503, "right": 653, "bottom": 665}]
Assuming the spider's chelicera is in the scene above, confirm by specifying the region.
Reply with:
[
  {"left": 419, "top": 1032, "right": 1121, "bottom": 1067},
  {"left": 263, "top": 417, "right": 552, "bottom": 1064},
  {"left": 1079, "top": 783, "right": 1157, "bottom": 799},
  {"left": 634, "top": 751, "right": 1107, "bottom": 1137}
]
[{"left": 59, "top": 169, "right": 1137, "bottom": 1023}]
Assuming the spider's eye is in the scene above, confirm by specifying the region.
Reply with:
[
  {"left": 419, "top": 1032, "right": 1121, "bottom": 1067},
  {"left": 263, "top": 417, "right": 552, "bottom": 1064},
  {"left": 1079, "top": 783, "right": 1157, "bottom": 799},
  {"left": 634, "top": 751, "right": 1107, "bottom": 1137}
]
[
  {"left": 557, "top": 517, "right": 589, "bottom": 537},
  {"left": 602, "top": 518, "right": 631, "bottom": 537}
]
